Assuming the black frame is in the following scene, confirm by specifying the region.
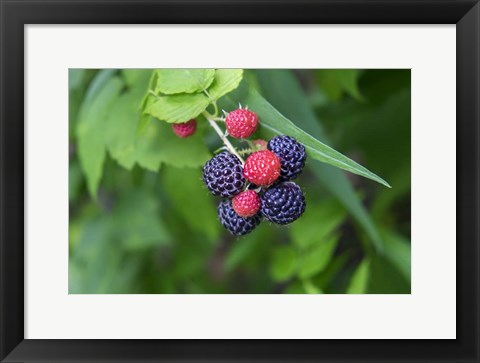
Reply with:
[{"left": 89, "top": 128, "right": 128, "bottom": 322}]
[{"left": 1, "top": 0, "right": 479, "bottom": 362}]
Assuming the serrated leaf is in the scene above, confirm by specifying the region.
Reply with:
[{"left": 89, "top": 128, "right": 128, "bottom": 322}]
[
  {"left": 155, "top": 69, "right": 215, "bottom": 95},
  {"left": 347, "top": 259, "right": 370, "bottom": 294},
  {"left": 245, "top": 89, "right": 390, "bottom": 188},
  {"left": 162, "top": 166, "right": 220, "bottom": 239},
  {"left": 147, "top": 93, "right": 210, "bottom": 123},
  {"left": 77, "top": 75, "right": 123, "bottom": 197},
  {"left": 270, "top": 245, "right": 297, "bottom": 282},
  {"left": 298, "top": 235, "right": 339, "bottom": 279},
  {"left": 208, "top": 69, "right": 243, "bottom": 100}
]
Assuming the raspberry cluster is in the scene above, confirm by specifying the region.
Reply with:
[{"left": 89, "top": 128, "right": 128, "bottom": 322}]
[{"left": 202, "top": 107, "right": 307, "bottom": 236}]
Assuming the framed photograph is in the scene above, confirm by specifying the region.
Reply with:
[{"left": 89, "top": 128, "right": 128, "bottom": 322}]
[{"left": 1, "top": 1, "right": 479, "bottom": 362}]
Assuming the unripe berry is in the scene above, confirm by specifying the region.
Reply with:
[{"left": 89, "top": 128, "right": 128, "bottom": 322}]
[
  {"left": 225, "top": 108, "right": 258, "bottom": 138},
  {"left": 218, "top": 199, "right": 261, "bottom": 236},
  {"left": 252, "top": 139, "right": 268, "bottom": 151},
  {"left": 232, "top": 190, "right": 261, "bottom": 217},
  {"left": 243, "top": 150, "right": 281, "bottom": 186},
  {"left": 172, "top": 119, "right": 197, "bottom": 138}
]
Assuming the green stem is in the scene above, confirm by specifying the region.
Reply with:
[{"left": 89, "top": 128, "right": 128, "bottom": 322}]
[{"left": 203, "top": 112, "right": 244, "bottom": 163}]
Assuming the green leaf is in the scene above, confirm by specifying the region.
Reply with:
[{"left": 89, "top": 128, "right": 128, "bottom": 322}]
[
  {"left": 290, "top": 199, "right": 346, "bottom": 250},
  {"left": 146, "top": 121, "right": 211, "bottom": 169},
  {"left": 77, "top": 75, "right": 123, "bottom": 197},
  {"left": 105, "top": 91, "right": 142, "bottom": 169},
  {"left": 81, "top": 69, "right": 117, "bottom": 107},
  {"left": 270, "top": 245, "right": 297, "bottom": 282},
  {"left": 155, "top": 69, "right": 215, "bottom": 95},
  {"left": 346, "top": 259, "right": 370, "bottom": 294},
  {"left": 224, "top": 224, "right": 270, "bottom": 272},
  {"left": 301, "top": 279, "right": 323, "bottom": 294},
  {"left": 147, "top": 93, "right": 210, "bottom": 123},
  {"left": 316, "top": 69, "right": 363, "bottom": 102},
  {"left": 69, "top": 161, "right": 84, "bottom": 203},
  {"left": 104, "top": 73, "right": 160, "bottom": 171},
  {"left": 162, "top": 166, "right": 220, "bottom": 239},
  {"left": 245, "top": 89, "right": 390, "bottom": 188},
  {"left": 208, "top": 69, "right": 243, "bottom": 100},
  {"left": 69, "top": 69, "right": 86, "bottom": 90},
  {"left": 367, "top": 253, "right": 410, "bottom": 293},
  {"left": 381, "top": 229, "right": 411, "bottom": 281},
  {"left": 250, "top": 70, "right": 385, "bottom": 253},
  {"left": 112, "top": 190, "right": 171, "bottom": 250},
  {"left": 298, "top": 235, "right": 339, "bottom": 279},
  {"left": 122, "top": 69, "right": 152, "bottom": 88}
]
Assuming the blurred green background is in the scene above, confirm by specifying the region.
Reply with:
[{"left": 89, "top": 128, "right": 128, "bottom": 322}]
[{"left": 69, "top": 69, "right": 411, "bottom": 294}]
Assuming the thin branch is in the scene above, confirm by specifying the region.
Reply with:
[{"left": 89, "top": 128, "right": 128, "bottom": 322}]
[{"left": 203, "top": 112, "right": 244, "bottom": 163}]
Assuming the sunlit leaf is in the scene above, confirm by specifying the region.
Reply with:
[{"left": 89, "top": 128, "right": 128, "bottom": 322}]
[
  {"left": 347, "top": 259, "right": 370, "bottom": 294},
  {"left": 147, "top": 93, "right": 210, "bottom": 123},
  {"left": 245, "top": 89, "right": 390, "bottom": 188},
  {"left": 316, "top": 69, "right": 363, "bottom": 101},
  {"left": 155, "top": 69, "right": 215, "bottom": 94},
  {"left": 270, "top": 245, "right": 297, "bottom": 282},
  {"left": 77, "top": 74, "right": 123, "bottom": 197},
  {"left": 208, "top": 69, "right": 243, "bottom": 100},
  {"left": 298, "top": 235, "right": 339, "bottom": 279}
]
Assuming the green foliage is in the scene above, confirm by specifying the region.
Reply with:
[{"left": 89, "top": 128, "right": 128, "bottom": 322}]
[
  {"left": 155, "top": 69, "right": 215, "bottom": 94},
  {"left": 251, "top": 69, "right": 385, "bottom": 252},
  {"left": 270, "top": 245, "right": 297, "bottom": 282},
  {"left": 145, "top": 69, "right": 243, "bottom": 123},
  {"left": 69, "top": 68, "right": 411, "bottom": 294},
  {"left": 207, "top": 69, "right": 244, "bottom": 100},
  {"left": 244, "top": 89, "right": 390, "bottom": 188},
  {"left": 316, "top": 69, "right": 363, "bottom": 102},
  {"left": 147, "top": 93, "right": 211, "bottom": 123},
  {"left": 162, "top": 166, "right": 220, "bottom": 240},
  {"left": 77, "top": 73, "right": 123, "bottom": 197},
  {"left": 112, "top": 190, "right": 171, "bottom": 250},
  {"left": 347, "top": 259, "right": 370, "bottom": 294}
]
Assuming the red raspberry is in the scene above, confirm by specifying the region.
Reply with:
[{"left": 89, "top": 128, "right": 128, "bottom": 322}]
[
  {"left": 232, "top": 190, "right": 261, "bottom": 217},
  {"left": 225, "top": 108, "right": 258, "bottom": 138},
  {"left": 172, "top": 119, "right": 196, "bottom": 138},
  {"left": 243, "top": 150, "right": 281, "bottom": 186},
  {"left": 252, "top": 139, "right": 267, "bottom": 151}
]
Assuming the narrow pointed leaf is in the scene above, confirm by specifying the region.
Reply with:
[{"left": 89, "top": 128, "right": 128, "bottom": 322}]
[{"left": 245, "top": 89, "right": 390, "bottom": 188}]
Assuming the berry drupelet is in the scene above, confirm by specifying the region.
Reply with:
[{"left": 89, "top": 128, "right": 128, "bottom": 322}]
[
  {"left": 218, "top": 199, "right": 261, "bottom": 236},
  {"left": 203, "top": 152, "right": 246, "bottom": 198},
  {"left": 267, "top": 135, "right": 306, "bottom": 181},
  {"left": 232, "top": 190, "right": 261, "bottom": 217},
  {"left": 261, "top": 182, "right": 306, "bottom": 225},
  {"left": 225, "top": 108, "right": 258, "bottom": 138},
  {"left": 172, "top": 119, "right": 197, "bottom": 138},
  {"left": 243, "top": 150, "right": 281, "bottom": 187}
]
